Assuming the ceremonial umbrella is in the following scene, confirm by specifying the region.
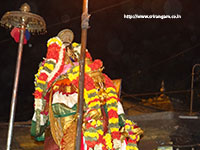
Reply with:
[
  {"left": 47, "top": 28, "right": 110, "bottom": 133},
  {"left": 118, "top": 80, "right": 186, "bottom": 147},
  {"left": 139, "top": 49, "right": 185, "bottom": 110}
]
[{"left": 0, "top": 3, "right": 46, "bottom": 150}]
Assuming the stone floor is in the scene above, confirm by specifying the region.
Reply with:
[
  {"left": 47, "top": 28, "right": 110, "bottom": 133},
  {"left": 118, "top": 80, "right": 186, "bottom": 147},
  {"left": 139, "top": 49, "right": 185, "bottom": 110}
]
[
  {"left": 1, "top": 99, "right": 200, "bottom": 150},
  {"left": 1, "top": 111, "right": 200, "bottom": 150},
  {"left": 0, "top": 122, "right": 43, "bottom": 150},
  {"left": 129, "top": 112, "right": 200, "bottom": 150}
]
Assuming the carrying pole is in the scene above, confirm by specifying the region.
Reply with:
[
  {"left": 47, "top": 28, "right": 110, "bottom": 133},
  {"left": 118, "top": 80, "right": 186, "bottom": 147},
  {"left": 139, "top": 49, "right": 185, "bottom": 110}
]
[{"left": 75, "top": 0, "right": 90, "bottom": 149}]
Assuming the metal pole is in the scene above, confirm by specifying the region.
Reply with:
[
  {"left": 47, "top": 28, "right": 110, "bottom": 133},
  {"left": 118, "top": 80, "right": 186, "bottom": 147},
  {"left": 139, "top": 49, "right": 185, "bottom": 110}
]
[
  {"left": 75, "top": 0, "right": 89, "bottom": 149},
  {"left": 190, "top": 64, "right": 200, "bottom": 115},
  {"left": 6, "top": 25, "right": 25, "bottom": 150}
]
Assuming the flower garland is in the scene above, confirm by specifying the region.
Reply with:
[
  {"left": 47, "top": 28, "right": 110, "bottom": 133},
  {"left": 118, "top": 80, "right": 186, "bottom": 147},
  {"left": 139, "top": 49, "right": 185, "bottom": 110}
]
[
  {"left": 124, "top": 120, "right": 141, "bottom": 150},
  {"left": 32, "top": 39, "right": 143, "bottom": 148},
  {"left": 33, "top": 37, "right": 66, "bottom": 135},
  {"left": 66, "top": 59, "right": 122, "bottom": 150},
  {"left": 67, "top": 62, "right": 103, "bottom": 148},
  {"left": 46, "top": 38, "right": 66, "bottom": 89},
  {"left": 104, "top": 75, "right": 121, "bottom": 150}
]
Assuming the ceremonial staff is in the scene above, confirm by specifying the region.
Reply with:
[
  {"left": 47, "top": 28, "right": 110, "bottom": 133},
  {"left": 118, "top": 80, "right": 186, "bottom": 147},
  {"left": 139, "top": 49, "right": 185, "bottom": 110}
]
[
  {"left": 75, "top": 0, "right": 90, "bottom": 149},
  {"left": 0, "top": 3, "right": 46, "bottom": 150}
]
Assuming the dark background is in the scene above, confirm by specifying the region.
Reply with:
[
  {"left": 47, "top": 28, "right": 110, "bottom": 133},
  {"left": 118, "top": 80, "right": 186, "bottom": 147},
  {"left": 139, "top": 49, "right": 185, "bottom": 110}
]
[{"left": 0, "top": 0, "right": 200, "bottom": 122}]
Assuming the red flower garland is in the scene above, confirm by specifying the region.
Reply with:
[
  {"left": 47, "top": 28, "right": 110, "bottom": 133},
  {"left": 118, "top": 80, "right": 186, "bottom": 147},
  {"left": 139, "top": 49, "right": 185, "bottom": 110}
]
[
  {"left": 46, "top": 43, "right": 61, "bottom": 62},
  {"left": 88, "top": 59, "right": 103, "bottom": 70},
  {"left": 103, "top": 74, "right": 116, "bottom": 89}
]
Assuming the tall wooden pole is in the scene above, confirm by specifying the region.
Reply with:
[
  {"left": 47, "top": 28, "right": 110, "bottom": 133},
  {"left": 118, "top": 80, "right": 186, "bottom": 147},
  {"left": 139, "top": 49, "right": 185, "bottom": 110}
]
[{"left": 75, "top": 0, "right": 90, "bottom": 149}]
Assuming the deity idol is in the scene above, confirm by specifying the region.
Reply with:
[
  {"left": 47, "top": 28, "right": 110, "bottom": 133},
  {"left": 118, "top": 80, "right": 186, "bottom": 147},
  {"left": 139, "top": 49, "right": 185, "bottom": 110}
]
[{"left": 31, "top": 29, "right": 143, "bottom": 150}]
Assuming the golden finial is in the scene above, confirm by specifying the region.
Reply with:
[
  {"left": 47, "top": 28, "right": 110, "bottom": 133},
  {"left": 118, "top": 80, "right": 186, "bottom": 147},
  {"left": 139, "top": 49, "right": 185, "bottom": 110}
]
[{"left": 20, "top": 3, "right": 31, "bottom": 12}]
